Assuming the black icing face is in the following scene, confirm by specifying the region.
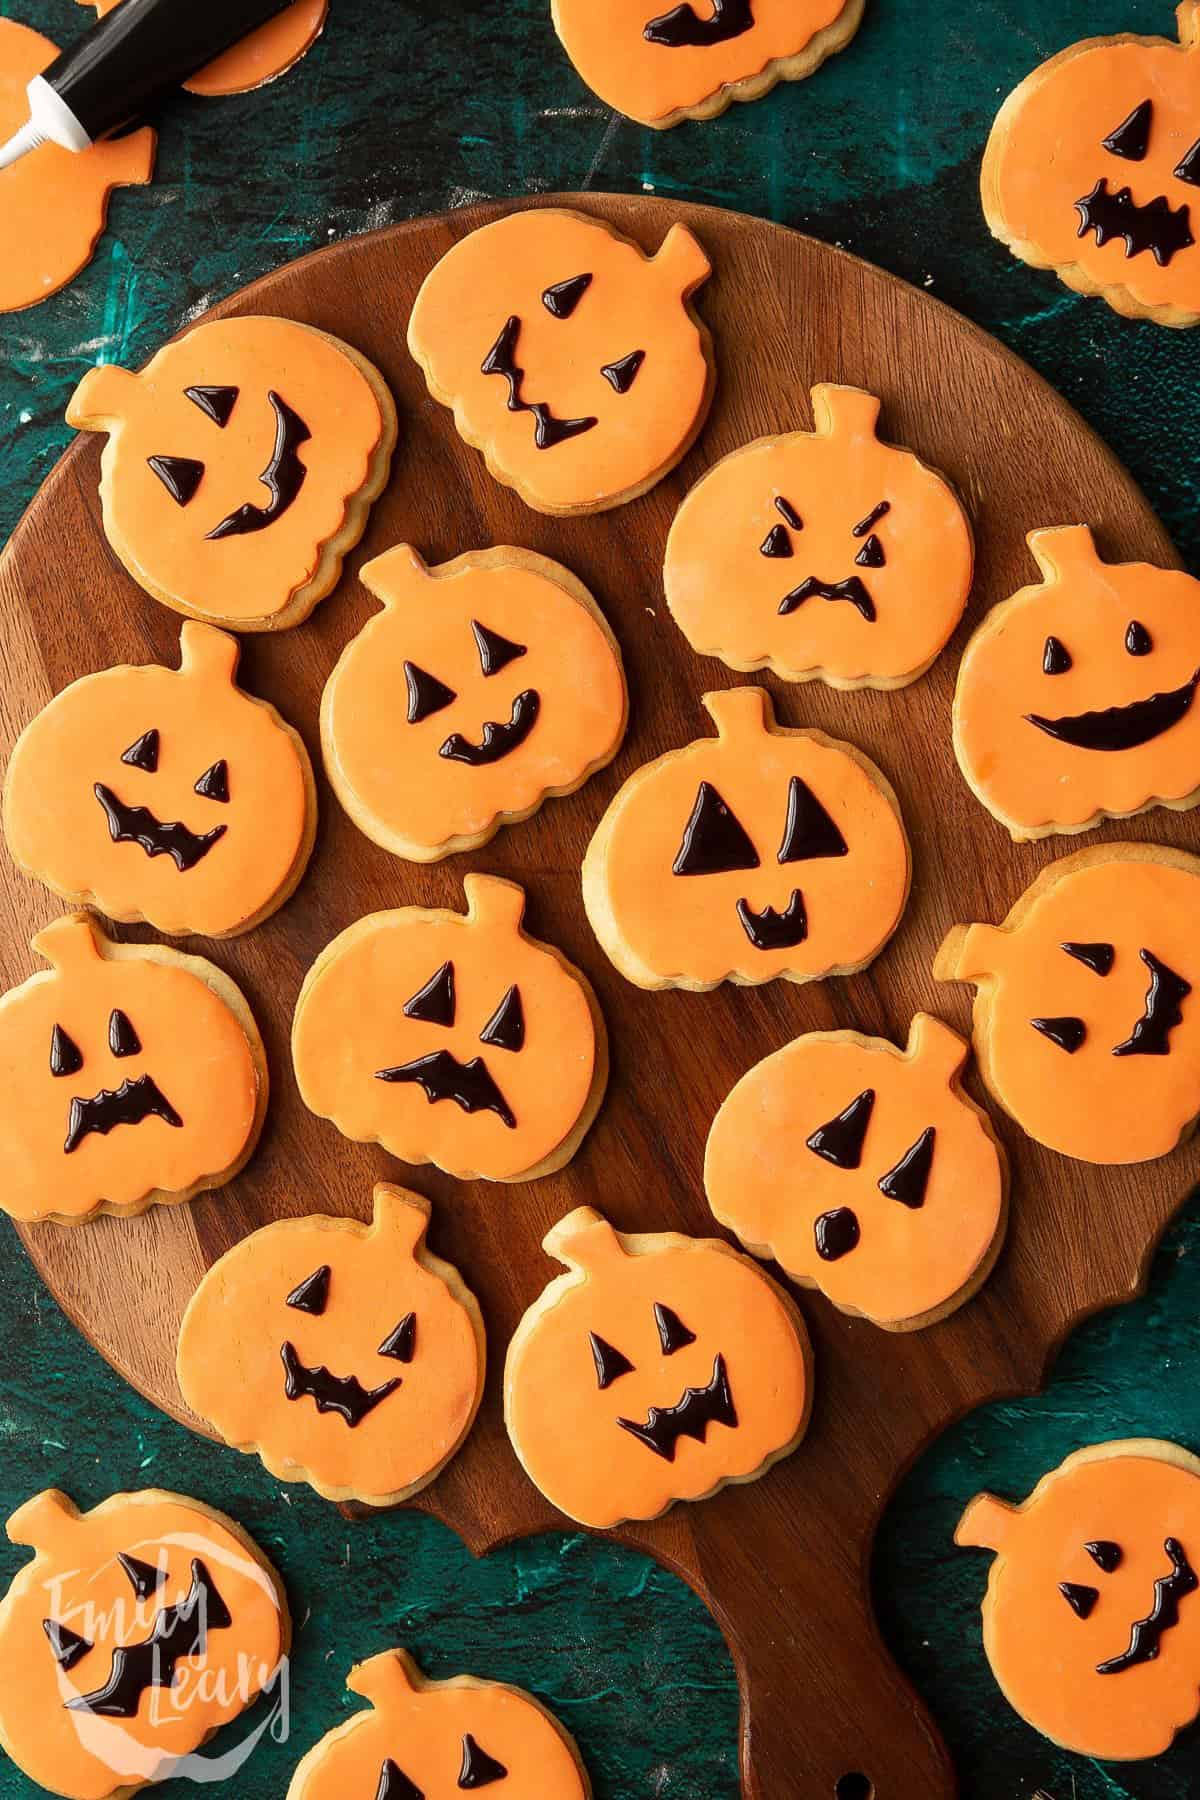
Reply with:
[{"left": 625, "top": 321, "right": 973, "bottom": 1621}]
[
  {"left": 586, "top": 1302, "right": 738, "bottom": 1462},
  {"left": 1058, "top": 1535, "right": 1198, "bottom": 1675},
  {"left": 768, "top": 497, "right": 891, "bottom": 624},
  {"left": 1029, "top": 942, "right": 1191, "bottom": 1058},
  {"left": 404, "top": 620, "right": 541, "bottom": 767},
  {"left": 1028, "top": 619, "right": 1200, "bottom": 752},
  {"left": 147, "top": 384, "right": 312, "bottom": 538},
  {"left": 803, "top": 1086, "right": 938, "bottom": 1262},
  {"left": 374, "top": 961, "right": 525, "bottom": 1129},
  {"left": 51, "top": 1008, "right": 182, "bottom": 1156},
  {"left": 95, "top": 728, "right": 230, "bottom": 873},
  {"left": 375, "top": 1734, "right": 510, "bottom": 1796},
  {"left": 1075, "top": 98, "right": 1200, "bottom": 266},
  {"left": 279, "top": 1263, "right": 415, "bottom": 1429}
]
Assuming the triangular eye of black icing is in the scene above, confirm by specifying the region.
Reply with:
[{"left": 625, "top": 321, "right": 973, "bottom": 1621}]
[
  {"left": 778, "top": 775, "right": 848, "bottom": 864},
  {"left": 806, "top": 1089, "right": 876, "bottom": 1169},
  {"left": 378, "top": 1311, "right": 416, "bottom": 1362},
  {"left": 403, "top": 961, "right": 456, "bottom": 1028},
  {"left": 654, "top": 1302, "right": 696, "bottom": 1355},
  {"left": 184, "top": 384, "right": 239, "bottom": 428},
  {"left": 1086, "top": 1538, "right": 1123, "bottom": 1572},
  {"left": 1043, "top": 636, "right": 1072, "bottom": 676},
  {"left": 673, "top": 781, "right": 760, "bottom": 877},
  {"left": 286, "top": 1265, "right": 331, "bottom": 1315},
  {"left": 542, "top": 272, "right": 592, "bottom": 319},
  {"left": 459, "top": 1732, "right": 509, "bottom": 1787},
  {"left": 375, "top": 1757, "right": 425, "bottom": 1800},
  {"left": 1031, "top": 1016, "right": 1086, "bottom": 1054},
  {"left": 50, "top": 1024, "right": 83, "bottom": 1078},
  {"left": 121, "top": 729, "right": 160, "bottom": 773},
  {"left": 775, "top": 496, "right": 803, "bottom": 530},
  {"left": 108, "top": 1009, "right": 141, "bottom": 1058},
  {"left": 759, "top": 523, "right": 793, "bottom": 559},
  {"left": 193, "top": 759, "right": 230, "bottom": 803},
  {"left": 590, "top": 1331, "right": 634, "bottom": 1389},
  {"left": 479, "top": 985, "right": 524, "bottom": 1052},
  {"left": 472, "top": 620, "right": 527, "bottom": 677},
  {"left": 117, "top": 1552, "right": 166, "bottom": 1601},
  {"left": 854, "top": 533, "right": 886, "bottom": 570},
  {"left": 404, "top": 661, "right": 457, "bottom": 725},
  {"left": 1175, "top": 136, "right": 1200, "bottom": 186},
  {"left": 877, "top": 1126, "right": 935, "bottom": 1209},
  {"left": 601, "top": 349, "right": 645, "bottom": 393},
  {"left": 43, "top": 1619, "right": 93, "bottom": 1671},
  {"left": 1102, "top": 98, "right": 1153, "bottom": 161},
  {"left": 147, "top": 454, "right": 205, "bottom": 507},
  {"left": 1059, "top": 1581, "right": 1099, "bottom": 1620},
  {"left": 1061, "top": 941, "right": 1115, "bottom": 977}
]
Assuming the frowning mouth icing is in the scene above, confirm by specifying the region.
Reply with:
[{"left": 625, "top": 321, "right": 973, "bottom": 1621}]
[
  {"left": 778, "top": 575, "right": 876, "bottom": 622},
  {"left": 1075, "top": 179, "right": 1195, "bottom": 266},
  {"left": 375, "top": 1048, "right": 516, "bottom": 1128},
  {"left": 280, "top": 1340, "right": 401, "bottom": 1428},
  {"left": 439, "top": 689, "right": 541, "bottom": 766},
  {"left": 736, "top": 890, "right": 807, "bottom": 950},
  {"left": 64, "top": 1074, "right": 183, "bottom": 1155},
  {"left": 95, "top": 783, "right": 227, "bottom": 872},
  {"left": 616, "top": 1353, "right": 737, "bottom": 1461},
  {"left": 1025, "top": 670, "right": 1200, "bottom": 752}
]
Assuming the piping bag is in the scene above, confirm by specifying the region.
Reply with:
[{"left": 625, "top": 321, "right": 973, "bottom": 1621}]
[{"left": 0, "top": 0, "right": 297, "bottom": 168}]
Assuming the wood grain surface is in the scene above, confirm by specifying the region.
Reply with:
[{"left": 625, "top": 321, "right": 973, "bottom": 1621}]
[{"left": 0, "top": 194, "right": 1193, "bottom": 1800}]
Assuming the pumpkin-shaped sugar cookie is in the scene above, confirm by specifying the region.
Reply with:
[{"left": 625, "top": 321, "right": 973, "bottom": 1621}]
[
  {"left": 0, "top": 1486, "right": 288, "bottom": 1800},
  {"left": 0, "top": 912, "right": 266, "bottom": 1225},
  {"left": 937, "top": 843, "right": 1200, "bottom": 1164},
  {"left": 292, "top": 875, "right": 606, "bottom": 1182},
  {"left": 408, "top": 207, "right": 713, "bottom": 515},
  {"left": 983, "top": 5, "right": 1200, "bottom": 325},
  {"left": 287, "top": 1649, "right": 590, "bottom": 1800},
  {"left": 706, "top": 1014, "right": 1007, "bottom": 1330},
  {"left": 582, "top": 686, "right": 910, "bottom": 991},
  {"left": 178, "top": 1184, "right": 485, "bottom": 1507},
  {"left": 505, "top": 1207, "right": 812, "bottom": 1528},
  {"left": 954, "top": 525, "right": 1200, "bottom": 839},
  {"left": 957, "top": 1440, "right": 1200, "bottom": 1759},
  {"left": 67, "top": 315, "right": 397, "bottom": 630},
  {"left": 322, "top": 544, "right": 627, "bottom": 861},
  {"left": 665, "top": 385, "right": 973, "bottom": 689},
  {"left": 5, "top": 621, "right": 316, "bottom": 937},
  {"left": 81, "top": 0, "right": 327, "bottom": 96}
]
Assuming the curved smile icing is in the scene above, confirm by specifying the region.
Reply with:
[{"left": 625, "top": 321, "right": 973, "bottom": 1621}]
[
  {"left": 1025, "top": 668, "right": 1200, "bottom": 751},
  {"left": 94, "top": 783, "right": 227, "bottom": 871}
]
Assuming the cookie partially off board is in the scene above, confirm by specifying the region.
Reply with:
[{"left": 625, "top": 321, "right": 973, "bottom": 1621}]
[{"left": 82, "top": 0, "right": 328, "bottom": 96}]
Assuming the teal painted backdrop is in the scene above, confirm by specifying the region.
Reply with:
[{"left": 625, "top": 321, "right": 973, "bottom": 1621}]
[{"left": 1, "top": 1, "right": 1199, "bottom": 1795}]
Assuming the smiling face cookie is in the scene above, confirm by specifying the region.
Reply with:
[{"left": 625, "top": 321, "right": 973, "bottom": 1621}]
[
  {"left": 957, "top": 1440, "right": 1200, "bottom": 1759},
  {"left": 665, "top": 385, "right": 973, "bottom": 689},
  {"left": 321, "top": 544, "right": 627, "bottom": 861},
  {"left": 936, "top": 844, "right": 1200, "bottom": 1164},
  {"left": 67, "top": 315, "right": 397, "bottom": 631},
  {"left": 407, "top": 207, "right": 713, "bottom": 514}
]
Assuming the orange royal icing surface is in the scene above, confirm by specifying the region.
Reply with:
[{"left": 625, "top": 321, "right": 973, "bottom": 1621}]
[
  {"left": 582, "top": 685, "right": 910, "bottom": 990},
  {"left": 322, "top": 544, "right": 627, "bottom": 861},
  {"left": 286, "top": 1649, "right": 589, "bottom": 1800},
  {"left": 0, "top": 1487, "right": 287, "bottom": 1800},
  {"left": 937, "top": 844, "right": 1200, "bottom": 1164},
  {"left": 665, "top": 385, "right": 973, "bottom": 689},
  {"left": 4, "top": 621, "right": 314, "bottom": 938},
  {"left": 504, "top": 1206, "right": 812, "bottom": 1528},
  {"left": 956, "top": 1441, "right": 1200, "bottom": 1760},
  {"left": 0, "top": 913, "right": 263, "bottom": 1224},
  {"left": 178, "top": 1184, "right": 484, "bottom": 1506},
  {"left": 407, "top": 208, "right": 713, "bottom": 514},
  {"left": 552, "top": 0, "right": 858, "bottom": 128},
  {"left": 67, "top": 315, "right": 393, "bottom": 629},
  {"left": 982, "top": 5, "right": 1200, "bottom": 323},
  {"left": 705, "top": 1014, "right": 1006, "bottom": 1330},
  {"left": 83, "top": 0, "right": 327, "bottom": 96},
  {"left": 0, "top": 19, "right": 153, "bottom": 315},
  {"left": 291, "top": 875, "right": 605, "bottom": 1183},
  {"left": 954, "top": 525, "right": 1200, "bottom": 839}
]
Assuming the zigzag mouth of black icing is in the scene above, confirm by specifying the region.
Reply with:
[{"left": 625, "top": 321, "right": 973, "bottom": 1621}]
[
  {"left": 736, "top": 890, "right": 808, "bottom": 951},
  {"left": 616, "top": 1353, "right": 738, "bottom": 1461},
  {"left": 374, "top": 1048, "right": 516, "bottom": 1129},
  {"left": 1075, "top": 178, "right": 1195, "bottom": 266},
  {"left": 65, "top": 1557, "right": 232, "bottom": 1719},
  {"left": 280, "top": 1340, "right": 401, "bottom": 1428},
  {"left": 1096, "top": 1536, "right": 1198, "bottom": 1675},
  {"left": 777, "top": 575, "right": 876, "bottom": 622},
  {"left": 481, "top": 315, "right": 598, "bottom": 451},
  {"left": 1026, "top": 670, "right": 1200, "bottom": 752},
  {"left": 64, "top": 1074, "right": 183, "bottom": 1155},
  {"left": 438, "top": 689, "right": 541, "bottom": 765},
  {"left": 95, "top": 783, "right": 227, "bottom": 872}
]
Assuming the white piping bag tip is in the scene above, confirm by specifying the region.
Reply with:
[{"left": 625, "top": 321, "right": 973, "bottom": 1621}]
[{"left": 0, "top": 119, "right": 46, "bottom": 171}]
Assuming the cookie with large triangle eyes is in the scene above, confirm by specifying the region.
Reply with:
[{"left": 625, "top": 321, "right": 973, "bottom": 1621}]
[
  {"left": 983, "top": 5, "right": 1200, "bottom": 325},
  {"left": 937, "top": 842, "right": 1200, "bottom": 1164},
  {"left": 292, "top": 875, "right": 607, "bottom": 1182},
  {"left": 705, "top": 1013, "right": 1008, "bottom": 1331},
  {"left": 321, "top": 544, "right": 627, "bottom": 861},
  {"left": 407, "top": 206, "right": 714, "bottom": 515},
  {"left": 664, "top": 384, "right": 973, "bottom": 689},
  {"left": 286, "top": 1648, "right": 590, "bottom": 1800},
  {"left": 582, "top": 685, "right": 910, "bottom": 991},
  {"left": 66, "top": 315, "right": 397, "bottom": 631}
]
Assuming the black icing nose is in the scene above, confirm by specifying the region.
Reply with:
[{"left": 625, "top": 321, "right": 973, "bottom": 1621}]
[{"left": 814, "top": 1206, "right": 861, "bottom": 1261}]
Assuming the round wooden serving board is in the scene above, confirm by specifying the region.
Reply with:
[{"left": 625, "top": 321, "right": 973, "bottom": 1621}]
[{"left": 0, "top": 195, "right": 1194, "bottom": 1799}]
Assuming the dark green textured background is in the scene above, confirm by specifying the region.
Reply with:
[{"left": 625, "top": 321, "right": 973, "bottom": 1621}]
[{"left": 2, "top": 1, "right": 1200, "bottom": 1795}]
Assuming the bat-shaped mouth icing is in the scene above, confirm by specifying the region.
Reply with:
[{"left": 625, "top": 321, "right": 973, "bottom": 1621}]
[
  {"left": 64, "top": 1074, "right": 183, "bottom": 1155},
  {"left": 280, "top": 1340, "right": 401, "bottom": 1428},
  {"left": 736, "top": 890, "right": 807, "bottom": 951},
  {"left": 1095, "top": 1537, "right": 1198, "bottom": 1675},
  {"left": 95, "top": 783, "right": 227, "bottom": 872},
  {"left": 375, "top": 1048, "right": 516, "bottom": 1128},
  {"left": 616, "top": 1353, "right": 737, "bottom": 1461},
  {"left": 438, "top": 689, "right": 541, "bottom": 766},
  {"left": 778, "top": 575, "right": 877, "bottom": 622},
  {"left": 1075, "top": 179, "right": 1195, "bottom": 267},
  {"left": 1025, "top": 670, "right": 1200, "bottom": 752},
  {"left": 481, "top": 315, "right": 599, "bottom": 451}
]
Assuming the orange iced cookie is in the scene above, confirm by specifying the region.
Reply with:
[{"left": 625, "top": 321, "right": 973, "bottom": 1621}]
[
  {"left": 955, "top": 525, "right": 1200, "bottom": 840},
  {"left": 322, "top": 544, "right": 627, "bottom": 861},
  {"left": 0, "top": 912, "right": 266, "bottom": 1225},
  {"left": 665, "top": 384, "right": 973, "bottom": 690},
  {"left": 705, "top": 1013, "right": 1007, "bottom": 1331},
  {"left": 292, "top": 875, "right": 607, "bottom": 1183},
  {"left": 553, "top": 0, "right": 864, "bottom": 128},
  {"left": 936, "top": 843, "right": 1200, "bottom": 1164},
  {"left": 957, "top": 1440, "right": 1200, "bottom": 1759},
  {"left": 582, "top": 685, "right": 910, "bottom": 991},
  {"left": 286, "top": 1648, "right": 590, "bottom": 1800},
  {"left": 4, "top": 621, "right": 316, "bottom": 938},
  {"left": 982, "top": 5, "right": 1200, "bottom": 326},
  {"left": 82, "top": 0, "right": 327, "bottom": 95},
  {"left": 67, "top": 315, "right": 397, "bottom": 631},
  {"left": 0, "top": 1486, "right": 288, "bottom": 1800},
  {"left": 504, "top": 1206, "right": 812, "bottom": 1528},
  {"left": 407, "top": 207, "right": 713, "bottom": 515},
  {"left": 0, "top": 19, "right": 153, "bottom": 315}
]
